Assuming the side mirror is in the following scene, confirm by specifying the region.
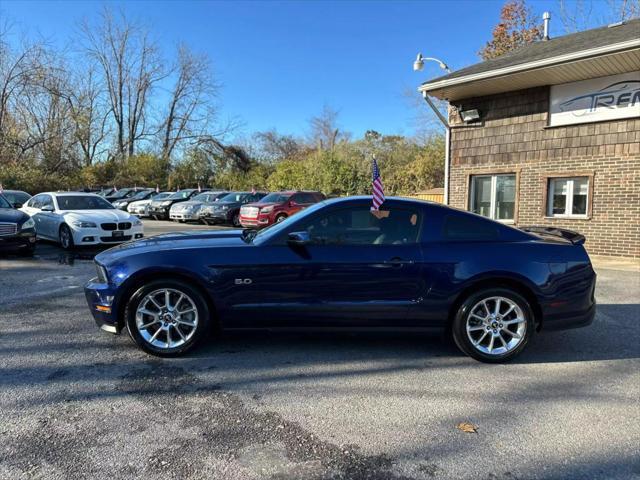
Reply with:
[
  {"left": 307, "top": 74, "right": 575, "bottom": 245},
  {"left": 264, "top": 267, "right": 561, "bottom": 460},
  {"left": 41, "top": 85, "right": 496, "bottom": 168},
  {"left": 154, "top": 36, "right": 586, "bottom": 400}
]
[
  {"left": 287, "top": 231, "right": 311, "bottom": 246},
  {"left": 41, "top": 205, "right": 54, "bottom": 212}
]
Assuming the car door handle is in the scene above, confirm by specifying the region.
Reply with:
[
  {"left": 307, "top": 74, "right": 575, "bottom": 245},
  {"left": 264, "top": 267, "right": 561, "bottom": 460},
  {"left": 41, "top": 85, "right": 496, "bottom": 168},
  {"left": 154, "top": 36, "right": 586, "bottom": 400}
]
[{"left": 383, "top": 257, "right": 413, "bottom": 268}]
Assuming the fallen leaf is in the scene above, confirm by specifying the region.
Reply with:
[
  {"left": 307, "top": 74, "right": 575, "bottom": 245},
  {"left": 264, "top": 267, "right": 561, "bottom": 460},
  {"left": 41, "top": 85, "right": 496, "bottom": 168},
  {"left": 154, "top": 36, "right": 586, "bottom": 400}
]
[{"left": 456, "top": 422, "right": 478, "bottom": 433}]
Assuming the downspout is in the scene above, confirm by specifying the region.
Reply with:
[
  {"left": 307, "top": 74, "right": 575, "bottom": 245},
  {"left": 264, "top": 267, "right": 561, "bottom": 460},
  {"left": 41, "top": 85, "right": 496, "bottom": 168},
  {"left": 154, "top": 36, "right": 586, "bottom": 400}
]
[{"left": 421, "top": 91, "right": 450, "bottom": 205}]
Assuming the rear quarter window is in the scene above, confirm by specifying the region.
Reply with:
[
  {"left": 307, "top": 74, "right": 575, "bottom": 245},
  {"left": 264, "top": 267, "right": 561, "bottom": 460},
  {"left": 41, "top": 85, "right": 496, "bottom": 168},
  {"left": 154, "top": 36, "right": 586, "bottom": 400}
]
[{"left": 443, "top": 214, "right": 500, "bottom": 241}]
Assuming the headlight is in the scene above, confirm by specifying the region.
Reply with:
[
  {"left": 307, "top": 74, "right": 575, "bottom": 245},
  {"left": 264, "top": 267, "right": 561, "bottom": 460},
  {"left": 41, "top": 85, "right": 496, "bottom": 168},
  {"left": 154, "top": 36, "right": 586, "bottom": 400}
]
[
  {"left": 21, "top": 218, "right": 35, "bottom": 229},
  {"left": 161, "top": 201, "right": 172, "bottom": 206},
  {"left": 260, "top": 206, "right": 274, "bottom": 213},
  {"left": 133, "top": 218, "right": 143, "bottom": 226},
  {"left": 220, "top": 205, "right": 228, "bottom": 211},
  {"left": 72, "top": 220, "right": 97, "bottom": 228},
  {"left": 96, "top": 263, "right": 109, "bottom": 283}
]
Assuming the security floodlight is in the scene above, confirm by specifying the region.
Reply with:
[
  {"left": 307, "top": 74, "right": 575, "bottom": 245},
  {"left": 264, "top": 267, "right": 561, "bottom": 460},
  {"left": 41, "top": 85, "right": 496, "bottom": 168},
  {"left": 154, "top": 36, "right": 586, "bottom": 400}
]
[
  {"left": 413, "top": 53, "right": 450, "bottom": 73},
  {"left": 460, "top": 109, "right": 481, "bottom": 123}
]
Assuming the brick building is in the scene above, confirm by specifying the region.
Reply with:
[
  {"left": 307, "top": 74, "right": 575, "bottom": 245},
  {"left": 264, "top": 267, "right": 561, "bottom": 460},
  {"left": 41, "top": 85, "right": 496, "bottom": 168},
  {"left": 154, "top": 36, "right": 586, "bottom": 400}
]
[{"left": 419, "top": 19, "right": 639, "bottom": 258}]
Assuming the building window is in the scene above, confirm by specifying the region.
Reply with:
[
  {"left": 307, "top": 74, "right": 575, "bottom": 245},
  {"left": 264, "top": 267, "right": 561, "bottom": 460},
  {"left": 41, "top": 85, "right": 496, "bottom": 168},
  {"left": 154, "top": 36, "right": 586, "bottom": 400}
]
[
  {"left": 547, "top": 177, "right": 589, "bottom": 218},
  {"left": 470, "top": 174, "right": 516, "bottom": 222}
]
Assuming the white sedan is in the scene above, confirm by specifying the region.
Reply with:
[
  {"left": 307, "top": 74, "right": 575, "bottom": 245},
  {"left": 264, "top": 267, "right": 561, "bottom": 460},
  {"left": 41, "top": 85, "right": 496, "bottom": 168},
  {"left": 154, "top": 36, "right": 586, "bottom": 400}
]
[
  {"left": 21, "top": 192, "right": 144, "bottom": 249},
  {"left": 127, "top": 191, "right": 172, "bottom": 217}
]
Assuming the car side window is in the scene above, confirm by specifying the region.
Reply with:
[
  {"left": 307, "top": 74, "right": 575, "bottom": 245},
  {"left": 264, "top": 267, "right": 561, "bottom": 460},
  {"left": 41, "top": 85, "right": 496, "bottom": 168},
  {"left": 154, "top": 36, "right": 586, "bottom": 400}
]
[
  {"left": 443, "top": 214, "right": 499, "bottom": 241},
  {"left": 296, "top": 206, "right": 422, "bottom": 246},
  {"left": 28, "top": 195, "right": 43, "bottom": 209},
  {"left": 41, "top": 195, "right": 54, "bottom": 210},
  {"left": 295, "top": 193, "right": 313, "bottom": 204}
]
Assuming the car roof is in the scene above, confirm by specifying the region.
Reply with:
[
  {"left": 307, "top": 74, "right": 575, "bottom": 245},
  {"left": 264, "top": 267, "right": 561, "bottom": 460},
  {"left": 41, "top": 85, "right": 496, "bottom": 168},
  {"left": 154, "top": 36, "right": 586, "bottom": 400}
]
[{"left": 43, "top": 192, "right": 103, "bottom": 198}]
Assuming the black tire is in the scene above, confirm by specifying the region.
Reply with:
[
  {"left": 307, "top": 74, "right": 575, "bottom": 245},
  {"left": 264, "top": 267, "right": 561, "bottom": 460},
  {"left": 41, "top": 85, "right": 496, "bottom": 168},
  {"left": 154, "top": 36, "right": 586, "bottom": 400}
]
[
  {"left": 59, "top": 224, "right": 74, "bottom": 250},
  {"left": 451, "top": 287, "right": 534, "bottom": 363},
  {"left": 125, "top": 279, "right": 211, "bottom": 357},
  {"left": 275, "top": 213, "right": 288, "bottom": 223},
  {"left": 232, "top": 212, "right": 240, "bottom": 227}
]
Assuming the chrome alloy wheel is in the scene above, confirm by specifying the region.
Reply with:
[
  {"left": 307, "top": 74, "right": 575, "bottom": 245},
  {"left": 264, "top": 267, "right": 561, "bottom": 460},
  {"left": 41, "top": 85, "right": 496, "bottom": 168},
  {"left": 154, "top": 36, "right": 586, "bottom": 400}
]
[
  {"left": 135, "top": 288, "right": 199, "bottom": 349},
  {"left": 465, "top": 296, "right": 527, "bottom": 356}
]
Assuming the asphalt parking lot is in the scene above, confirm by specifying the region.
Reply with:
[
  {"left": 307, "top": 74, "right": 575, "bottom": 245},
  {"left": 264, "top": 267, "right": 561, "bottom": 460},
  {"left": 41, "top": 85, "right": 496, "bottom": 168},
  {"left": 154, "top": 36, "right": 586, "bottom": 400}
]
[{"left": 1, "top": 220, "right": 638, "bottom": 480}]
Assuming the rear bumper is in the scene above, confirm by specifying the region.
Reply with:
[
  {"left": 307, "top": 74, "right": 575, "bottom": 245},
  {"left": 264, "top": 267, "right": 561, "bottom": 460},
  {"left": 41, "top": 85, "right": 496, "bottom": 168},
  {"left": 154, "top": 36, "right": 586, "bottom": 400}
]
[{"left": 542, "top": 303, "right": 596, "bottom": 331}]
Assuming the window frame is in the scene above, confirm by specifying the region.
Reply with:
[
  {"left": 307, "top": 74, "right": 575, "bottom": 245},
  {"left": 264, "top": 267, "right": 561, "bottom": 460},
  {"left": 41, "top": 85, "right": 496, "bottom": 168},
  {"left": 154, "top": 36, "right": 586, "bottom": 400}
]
[
  {"left": 544, "top": 175, "right": 592, "bottom": 219},
  {"left": 468, "top": 172, "right": 518, "bottom": 224},
  {"left": 269, "top": 203, "right": 425, "bottom": 247}
]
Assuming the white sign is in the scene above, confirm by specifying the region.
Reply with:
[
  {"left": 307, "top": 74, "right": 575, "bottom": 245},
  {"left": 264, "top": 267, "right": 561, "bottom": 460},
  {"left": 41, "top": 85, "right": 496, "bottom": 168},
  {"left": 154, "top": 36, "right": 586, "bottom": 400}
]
[{"left": 549, "top": 72, "right": 640, "bottom": 126}]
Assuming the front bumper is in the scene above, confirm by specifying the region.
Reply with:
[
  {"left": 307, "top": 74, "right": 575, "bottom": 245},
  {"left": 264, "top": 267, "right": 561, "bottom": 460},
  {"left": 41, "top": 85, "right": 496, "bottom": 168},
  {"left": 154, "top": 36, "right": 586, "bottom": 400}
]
[
  {"left": 0, "top": 230, "right": 36, "bottom": 252},
  {"left": 70, "top": 225, "right": 144, "bottom": 246},
  {"left": 170, "top": 210, "right": 201, "bottom": 221},
  {"left": 200, "top": 210, "right": 230, "bottom": 223},
  {"left": 240, "top": 214, "right": 271, "bottom": 228},
  {"left": 84, "top": 279, "right": 122, "bottom": 334},
  {"left": 148, "top": 206, "right": 170, "bottom": 219}
]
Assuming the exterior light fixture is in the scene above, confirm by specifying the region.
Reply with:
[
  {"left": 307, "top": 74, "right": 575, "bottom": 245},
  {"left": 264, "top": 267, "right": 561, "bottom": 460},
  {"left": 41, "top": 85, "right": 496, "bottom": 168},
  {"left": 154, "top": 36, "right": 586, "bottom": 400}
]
[
  {"left": 460, "top": 109, "right": 481, "bottom": 123},
  {"left": 413, "top": 53, "right": 450, "bottom": 73}
]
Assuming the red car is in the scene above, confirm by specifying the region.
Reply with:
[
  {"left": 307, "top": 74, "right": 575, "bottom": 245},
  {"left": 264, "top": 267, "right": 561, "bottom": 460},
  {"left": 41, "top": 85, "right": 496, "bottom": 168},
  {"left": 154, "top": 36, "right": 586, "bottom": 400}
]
[{"left": 239, "top": 191, "right": 325, "bottom": 228}]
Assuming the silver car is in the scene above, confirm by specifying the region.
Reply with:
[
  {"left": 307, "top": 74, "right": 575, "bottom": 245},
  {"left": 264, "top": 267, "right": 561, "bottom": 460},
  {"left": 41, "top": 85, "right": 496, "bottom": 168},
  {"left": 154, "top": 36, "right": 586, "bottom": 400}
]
[{"left": 169, "top": 191, "right": 228, "bottom": 222}]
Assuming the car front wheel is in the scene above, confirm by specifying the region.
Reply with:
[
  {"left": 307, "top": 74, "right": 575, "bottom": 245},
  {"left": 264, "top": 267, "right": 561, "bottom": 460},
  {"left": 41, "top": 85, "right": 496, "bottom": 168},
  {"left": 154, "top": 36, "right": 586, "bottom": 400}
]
[
  {"left": 125, "top": 279, "right": 211, "bottom": 357},
  {"left": 452, "top": 288, "right": 534, "bottom": 363},
  {"left": 59, "top": 224, "right": 74, "bottom": 250}
]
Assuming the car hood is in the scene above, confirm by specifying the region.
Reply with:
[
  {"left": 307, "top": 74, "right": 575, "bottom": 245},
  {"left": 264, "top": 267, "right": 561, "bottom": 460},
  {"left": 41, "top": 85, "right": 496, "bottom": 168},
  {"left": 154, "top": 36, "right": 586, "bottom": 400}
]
[
  {"left": 172, "top": 200, "right": 204, "bottom": 209},
  {"left": 60, "top": 209, "right": 135, "bottom": 222},
  {"left": 244, "top": 202, "right": 279, "bottom": 209},
  {"left": 211, "top": 201, "right": 241, "bottom": 209},
  {"left": 129, "top": 199, "right": 153, "bottom": 207},
  {"left": 0, "top": 208, "right": 29, "bottom": 223},
  {"left": 95, "top": 229, "right": 247, "bottom": 264}
]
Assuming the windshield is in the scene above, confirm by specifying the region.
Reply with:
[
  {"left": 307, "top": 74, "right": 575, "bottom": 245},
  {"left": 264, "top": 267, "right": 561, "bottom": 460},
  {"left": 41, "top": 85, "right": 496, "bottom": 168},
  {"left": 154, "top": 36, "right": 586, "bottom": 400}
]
[
  {"left": 260, "top": 193, "right": 291, "bottom": 204},
  {"left": 130, "top": 190, "right": 152, "bottom": 200},
  {"left": 109, "top": 189, "right": 134, "bottom": 199},
  {"left": 153, "top": 192, "right": 171, "bottom": 201},
  {"left": 0, "top": 195, "right": 11, "bottom": 209},
  {"left": 192, "top": 193, "right": 219, "bottom": 202},
  {"left": 2, "top": 191, "right": 30, "bottom": 205},
  {"left": 251, "top": 200, "right": 328, "bottom": 243},
  {"left": 219, "top": 192, "right": 247, "bottom": 203},
  {"left": 57, "top": 195, "right": 115, "bottom": 210},
  {"left": 167, "top": 190, "right": 194, "bottom": 200}
]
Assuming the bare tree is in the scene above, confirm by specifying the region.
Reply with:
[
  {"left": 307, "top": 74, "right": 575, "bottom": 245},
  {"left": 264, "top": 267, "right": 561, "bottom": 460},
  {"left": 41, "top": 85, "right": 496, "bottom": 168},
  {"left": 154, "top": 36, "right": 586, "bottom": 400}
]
[
  {"left": 253, "top": 129, "right": 302, "bottom": 161},
  {"left": 80, "top": 9, "right": 164, "bottom": 159},
  {"left": 67, "top": 66, "right": 110, "bottom": 166},
  {"left": 159, "top": 44, "right": 219, "bottom": 161},
  {"left": 308, "top": 104, "right": 350, "bottom": 151},
  {"left": 558, "top": 0, "right": 640, "bottom": 32},
  {"left": 0, "top": 24, "right": 51, "bottom": 164}
]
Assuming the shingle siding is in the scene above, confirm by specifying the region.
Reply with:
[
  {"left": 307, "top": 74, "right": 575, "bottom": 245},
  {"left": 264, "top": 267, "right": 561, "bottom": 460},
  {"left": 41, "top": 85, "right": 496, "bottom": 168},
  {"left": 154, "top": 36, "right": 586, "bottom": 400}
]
[{"left": 448, "top": 86, "right": 640, "bottom": 258}]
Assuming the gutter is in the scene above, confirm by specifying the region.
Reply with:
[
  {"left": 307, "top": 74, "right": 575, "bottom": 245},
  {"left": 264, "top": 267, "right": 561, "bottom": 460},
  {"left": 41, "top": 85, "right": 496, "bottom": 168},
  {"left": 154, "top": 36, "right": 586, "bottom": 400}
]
[
  {"left": 421, "top": 91, "right": 450, "bottom": 205},
  {"left": 419, "top": 38, "right": 640, "bottom": 93}
]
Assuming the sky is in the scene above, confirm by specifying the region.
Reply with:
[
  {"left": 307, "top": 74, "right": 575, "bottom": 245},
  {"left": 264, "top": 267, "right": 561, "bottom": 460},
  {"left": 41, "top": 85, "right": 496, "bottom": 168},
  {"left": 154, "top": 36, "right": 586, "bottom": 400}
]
[{"left": 1, "top": 0, "right": 615, "bottom": 141}]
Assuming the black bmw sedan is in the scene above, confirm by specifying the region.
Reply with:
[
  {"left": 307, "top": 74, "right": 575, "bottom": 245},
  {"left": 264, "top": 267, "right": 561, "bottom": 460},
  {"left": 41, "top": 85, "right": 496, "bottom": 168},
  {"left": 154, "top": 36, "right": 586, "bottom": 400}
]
[{"left": 0, "top": 194, "right": 36, "bottom": 256}]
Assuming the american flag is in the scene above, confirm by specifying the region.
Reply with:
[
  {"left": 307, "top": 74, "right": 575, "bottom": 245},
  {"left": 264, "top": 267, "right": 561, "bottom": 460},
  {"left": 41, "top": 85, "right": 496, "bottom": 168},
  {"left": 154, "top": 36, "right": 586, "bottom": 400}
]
[
  {"left": 371, "top": 157, "right": 385, "bottom": 210},
  {"left": 251, "top": 186, "right": 256, "bottom": 194},
  {"left": 0, "top": 183, "right": 3, "bottom": 193},
  {"left": 156, "top": 184, "right": 160, "bottom": 193}
]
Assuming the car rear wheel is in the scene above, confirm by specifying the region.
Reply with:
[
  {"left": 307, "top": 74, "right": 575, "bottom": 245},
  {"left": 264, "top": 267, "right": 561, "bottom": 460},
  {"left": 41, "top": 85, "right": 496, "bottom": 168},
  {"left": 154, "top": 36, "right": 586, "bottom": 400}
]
[
  {"left": 125, "top": 279, "right": 211, "bottom": 357},
  {"left": 59, "top": 224, "right": 74, "bottom": 250},
  {"left": 232, "top": 213, "right": 240, "bottom": 227},
  {"left": 452, "top": 288, "right": 534, "bottom": 363}
]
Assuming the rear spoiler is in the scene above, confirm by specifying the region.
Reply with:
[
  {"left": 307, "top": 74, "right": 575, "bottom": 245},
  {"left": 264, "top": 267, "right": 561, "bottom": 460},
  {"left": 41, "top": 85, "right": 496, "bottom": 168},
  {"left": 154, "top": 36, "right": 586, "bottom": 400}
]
[{"left": 519, "top": 226, "right": 586, "bottom": 245}]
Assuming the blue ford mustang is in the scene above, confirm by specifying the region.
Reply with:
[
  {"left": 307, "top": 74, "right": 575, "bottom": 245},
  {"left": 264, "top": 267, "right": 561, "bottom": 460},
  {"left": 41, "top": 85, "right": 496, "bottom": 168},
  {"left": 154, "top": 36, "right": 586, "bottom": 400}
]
[{"left": 85, "top": 197, "right": 596, "bottom": 362}]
